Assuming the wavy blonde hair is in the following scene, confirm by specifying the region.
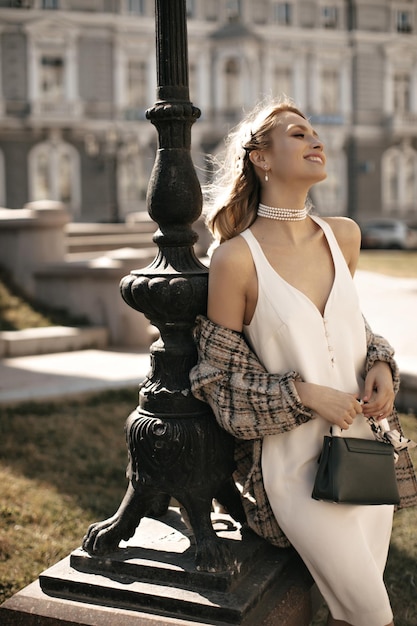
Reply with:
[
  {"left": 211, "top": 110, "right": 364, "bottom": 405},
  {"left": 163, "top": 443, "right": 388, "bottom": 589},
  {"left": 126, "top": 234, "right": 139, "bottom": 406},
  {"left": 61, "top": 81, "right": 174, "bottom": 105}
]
[{"left": 204, "top": 96, "right": 306, "bottom": 244}]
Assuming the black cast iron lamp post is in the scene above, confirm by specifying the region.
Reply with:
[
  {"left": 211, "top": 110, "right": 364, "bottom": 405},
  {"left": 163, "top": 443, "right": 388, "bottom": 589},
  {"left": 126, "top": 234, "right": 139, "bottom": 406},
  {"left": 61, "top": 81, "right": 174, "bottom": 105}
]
[{"left": 82, "top": 0, "right": 245, "bottom": 572}]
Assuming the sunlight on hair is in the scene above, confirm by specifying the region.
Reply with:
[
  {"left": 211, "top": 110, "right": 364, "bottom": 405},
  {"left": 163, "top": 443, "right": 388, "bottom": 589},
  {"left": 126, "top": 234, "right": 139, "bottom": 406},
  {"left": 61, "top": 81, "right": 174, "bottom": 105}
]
[{"left": 203, "top": 95, "right": 307, "bottom": 245}]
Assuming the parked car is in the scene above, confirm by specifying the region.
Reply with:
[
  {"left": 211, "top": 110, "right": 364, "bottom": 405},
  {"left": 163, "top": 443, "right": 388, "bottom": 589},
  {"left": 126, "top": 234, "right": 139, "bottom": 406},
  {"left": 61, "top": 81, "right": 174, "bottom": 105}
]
[{"left": 360, "top": 218, "right": 417, "bottom": 249}]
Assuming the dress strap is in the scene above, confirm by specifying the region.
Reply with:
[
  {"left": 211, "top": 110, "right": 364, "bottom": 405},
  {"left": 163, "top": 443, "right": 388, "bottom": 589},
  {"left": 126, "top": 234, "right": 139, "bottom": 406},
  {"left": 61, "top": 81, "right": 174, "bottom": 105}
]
[
  {"left": 309, "top": 215, "right": 349, "bottom": 270},
  {"left": 240, "top": 228, "right": 266, "bottom": 270}
]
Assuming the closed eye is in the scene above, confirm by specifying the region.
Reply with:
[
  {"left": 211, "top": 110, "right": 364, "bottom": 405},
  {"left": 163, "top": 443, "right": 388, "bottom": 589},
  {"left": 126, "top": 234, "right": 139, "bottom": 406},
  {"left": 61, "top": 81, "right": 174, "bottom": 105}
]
[{"left": 289, "top": 123, "right": 320, "bottom": 141}]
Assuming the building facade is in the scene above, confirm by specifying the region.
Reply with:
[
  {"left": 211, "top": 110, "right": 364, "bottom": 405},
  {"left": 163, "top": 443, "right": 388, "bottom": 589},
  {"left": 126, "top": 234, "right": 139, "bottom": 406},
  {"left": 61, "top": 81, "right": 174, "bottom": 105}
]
[{"left": 0, "top": 0, "right": 417, "bottom": 225}]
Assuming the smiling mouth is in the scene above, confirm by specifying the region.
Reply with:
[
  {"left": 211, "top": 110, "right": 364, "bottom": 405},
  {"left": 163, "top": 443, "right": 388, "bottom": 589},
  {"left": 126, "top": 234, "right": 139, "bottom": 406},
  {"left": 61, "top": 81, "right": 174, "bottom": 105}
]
[{"left": 305, "top": 155, "right": 324, "bottom": 164}]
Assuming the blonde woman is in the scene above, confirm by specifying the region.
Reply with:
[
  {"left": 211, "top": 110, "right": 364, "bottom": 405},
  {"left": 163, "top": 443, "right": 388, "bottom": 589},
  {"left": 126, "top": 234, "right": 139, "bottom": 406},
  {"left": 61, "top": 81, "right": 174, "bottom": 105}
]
[{"left": 190, "top": 97, "right": 417, "bottom": 626}]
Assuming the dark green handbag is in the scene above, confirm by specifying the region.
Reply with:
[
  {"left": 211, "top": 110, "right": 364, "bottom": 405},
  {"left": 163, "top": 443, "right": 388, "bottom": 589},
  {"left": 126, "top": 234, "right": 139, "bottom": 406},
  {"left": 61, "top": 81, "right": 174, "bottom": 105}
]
[{"left": 312, "top": 427, "right": 400, "bottom": 505}]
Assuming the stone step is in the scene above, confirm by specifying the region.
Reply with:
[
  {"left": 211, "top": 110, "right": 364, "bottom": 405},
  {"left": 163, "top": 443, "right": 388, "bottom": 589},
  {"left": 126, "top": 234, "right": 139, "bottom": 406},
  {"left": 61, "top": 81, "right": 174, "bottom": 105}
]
[
  {"left": 66, "top": 214, "right": 157, "bottom": 236},
  {"left": 0, "top": 326, "right": 109, "bottom": 358},
  {"left": 66, "top": 233, "right": 156, "bottom": 253},
  {"left": 64, "top": 214, "right": 211, "bottom": 257},
  {"left": 65, "top": 216, "right": 157, "bottom": 254}
]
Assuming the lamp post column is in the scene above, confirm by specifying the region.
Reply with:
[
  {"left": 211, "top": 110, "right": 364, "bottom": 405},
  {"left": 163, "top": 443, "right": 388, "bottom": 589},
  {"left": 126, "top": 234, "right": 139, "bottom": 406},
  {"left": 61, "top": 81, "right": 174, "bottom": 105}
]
[{"left": 83, "top": 0, "right": 245, "bottom": 573}]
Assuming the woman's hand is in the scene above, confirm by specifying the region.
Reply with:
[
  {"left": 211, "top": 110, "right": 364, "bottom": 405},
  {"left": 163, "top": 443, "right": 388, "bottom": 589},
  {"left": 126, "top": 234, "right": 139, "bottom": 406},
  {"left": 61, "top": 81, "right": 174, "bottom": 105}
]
[
  {"left": 361, "top": 361, "right": 395, "bottom": 420},
  {"left": 295, "top": 382, "right": 363, "bottom": 430}
]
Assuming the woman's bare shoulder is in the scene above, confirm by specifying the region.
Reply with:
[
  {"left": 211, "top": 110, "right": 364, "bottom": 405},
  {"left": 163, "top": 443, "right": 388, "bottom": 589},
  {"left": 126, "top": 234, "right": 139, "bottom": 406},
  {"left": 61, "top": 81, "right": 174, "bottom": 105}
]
[
  {"left": 207, "top": 235, "right": 256, "bottom": 330},
  {"left": 210, "top": 234, "right": 254, "bottom": 273},
  {"left": 321, "top": 216, "right": 361, "bottom": 273},
  {"left": 322, "top": 216, "right": 361, "bottom": 238}
]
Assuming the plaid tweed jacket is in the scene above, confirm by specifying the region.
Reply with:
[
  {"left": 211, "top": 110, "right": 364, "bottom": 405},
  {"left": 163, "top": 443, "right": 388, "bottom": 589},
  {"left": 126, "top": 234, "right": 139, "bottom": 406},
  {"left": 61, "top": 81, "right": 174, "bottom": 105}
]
[{"left": 190, "top": 315, "right": 417, "bottom": 548}]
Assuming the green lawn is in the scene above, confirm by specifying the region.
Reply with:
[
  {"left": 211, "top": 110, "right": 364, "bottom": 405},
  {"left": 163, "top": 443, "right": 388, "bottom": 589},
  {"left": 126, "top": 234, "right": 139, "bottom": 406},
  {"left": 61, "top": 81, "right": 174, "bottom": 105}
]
[
  {"left": 0, "top": 267, "right": 89, "bottom": 331},
  {"left": 358, "top": 250, "right": 417, "bottom": 278},
  {"left": 0, "top": 389, "right": 136, "bottom": 605}
]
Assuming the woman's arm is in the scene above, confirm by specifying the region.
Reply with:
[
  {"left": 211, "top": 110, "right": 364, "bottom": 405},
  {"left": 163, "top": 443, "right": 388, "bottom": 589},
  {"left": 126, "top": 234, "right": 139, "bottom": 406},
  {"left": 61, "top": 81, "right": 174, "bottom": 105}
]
[
  {"left": 207, "top": 235, "right": 257, "bottom": 330},
  {"left": 294, "top": 380, "right": 363, "bottom": 429},
  {"left": 363, "top": 317, "right": 399, "bottom": 392},
  {"left": 361, "top": 317, "right": 399, "bottom": 419}
]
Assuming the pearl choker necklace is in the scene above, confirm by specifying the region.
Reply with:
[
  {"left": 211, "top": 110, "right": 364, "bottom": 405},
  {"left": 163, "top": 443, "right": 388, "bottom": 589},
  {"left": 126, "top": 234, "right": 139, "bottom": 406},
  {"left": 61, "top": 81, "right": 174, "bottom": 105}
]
[{"left": 257, "top": 203, "right": 308, "bottom": 221}]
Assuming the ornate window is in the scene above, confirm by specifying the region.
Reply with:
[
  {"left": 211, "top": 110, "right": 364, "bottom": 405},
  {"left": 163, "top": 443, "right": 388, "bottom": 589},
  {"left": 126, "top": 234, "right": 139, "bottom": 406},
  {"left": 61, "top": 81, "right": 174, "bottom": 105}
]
[
  {"left": 118, "top": 143, "right": 149, "bottom": 217},
  {"left": 205, "top": 0, "right": 219, "bottom": 21},
  {"left": 127, "top": 0, "right": 145, "bottom": 14},
  {"left": 224, "top": 58, "right": 241, "bottom": 111},
  {"left": 27, "top": 19, "right": 79, "bottom": 117},
  {"left": 321, "top": 68, "right": 340, "bottom": 114},
  {"left": 186, "top": 0, "right": 195, "bottom": 18},
  {"left": 273, "top": 67, "right": 293, "bottom": 99},
  {"left": 396, "top": 9, "right": 413, "bottom": 33},
  {"left": 42, "top": 0, "right": 59, "bottom": 8},
  {"left": 273, "top": 2, "right": 292, "bottom": 25},
  {"left": 252, "top": 0, "right": 268, "bottom": 24},
  {"left": 29, "top": 138, "right": 80, "bottom": 215},
  {"left": 321, "top": 6, "right": 338, "bottom": 28},
  {"left": 382, "top": 144, "right": 417, "bottom": 216},
  {"left": 226, "top": 0, "right": 241, "bottom": 22},
  {"left": 40, "top": 55, "right": 65, "bottom": 103},
  {"left": 127, "top": 59, "right": 148, "bottom": 110},
  {"left": 393, "top": 71, "right": 411, "bottom": 112}
]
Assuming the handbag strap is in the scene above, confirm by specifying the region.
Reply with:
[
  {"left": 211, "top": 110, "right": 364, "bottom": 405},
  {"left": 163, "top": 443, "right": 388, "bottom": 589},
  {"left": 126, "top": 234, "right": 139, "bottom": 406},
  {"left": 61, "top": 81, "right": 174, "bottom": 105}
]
[
  {"left": 331, "top": 416, "right": 390, "bottom": 439},
  {"left": 331, "top": 416, "right": 416, "bottom": 461}
]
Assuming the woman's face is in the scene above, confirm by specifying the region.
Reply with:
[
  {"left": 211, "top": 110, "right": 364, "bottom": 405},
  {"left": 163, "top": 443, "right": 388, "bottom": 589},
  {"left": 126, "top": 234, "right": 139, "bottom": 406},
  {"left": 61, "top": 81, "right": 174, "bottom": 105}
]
[{"left": 264, "top": 111, "right": 327, "bottom": 187}]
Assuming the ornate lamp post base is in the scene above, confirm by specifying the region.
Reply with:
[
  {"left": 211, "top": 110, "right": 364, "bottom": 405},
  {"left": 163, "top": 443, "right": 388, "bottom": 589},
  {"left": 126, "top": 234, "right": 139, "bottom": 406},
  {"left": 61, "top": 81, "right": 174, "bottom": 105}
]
[{"left": 1, "top": 512, "right": 316, "bottom": 625}]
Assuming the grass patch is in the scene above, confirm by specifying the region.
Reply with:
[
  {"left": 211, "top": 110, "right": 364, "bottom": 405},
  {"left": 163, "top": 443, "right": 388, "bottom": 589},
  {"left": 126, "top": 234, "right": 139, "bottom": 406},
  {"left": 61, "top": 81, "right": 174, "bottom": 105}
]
[
  {"left": 0, "top": 266, "right": 89, "bottom": 331},
  {"left": 0, "top": 391, "right": 416, "bottom": 625},
  {"left": 0, "top": 388, "right": 138, "bottom": 605},
  {"left": 358, "top": 250, "right": 417, "bottom": 278}
]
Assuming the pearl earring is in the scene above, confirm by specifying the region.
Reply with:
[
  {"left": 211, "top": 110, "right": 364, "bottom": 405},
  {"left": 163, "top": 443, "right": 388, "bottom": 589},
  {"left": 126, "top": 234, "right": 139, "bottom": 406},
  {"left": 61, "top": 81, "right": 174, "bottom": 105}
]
[{"left": 264, "top": 165, "right": 269, "bottom": 182}]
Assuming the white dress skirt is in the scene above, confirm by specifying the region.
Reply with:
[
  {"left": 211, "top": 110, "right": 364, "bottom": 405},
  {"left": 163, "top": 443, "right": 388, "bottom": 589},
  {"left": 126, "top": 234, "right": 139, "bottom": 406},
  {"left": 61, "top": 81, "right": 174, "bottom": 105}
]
[{"left": 241, "top": 217, "right": 394, "bottom": 626}]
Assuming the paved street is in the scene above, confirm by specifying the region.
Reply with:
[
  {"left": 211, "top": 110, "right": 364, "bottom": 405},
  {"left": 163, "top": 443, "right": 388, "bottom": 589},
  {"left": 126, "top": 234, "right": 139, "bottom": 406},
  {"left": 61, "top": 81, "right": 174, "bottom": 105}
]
[{"left": 355, "top": 271, "right": 417, "bottom": 374}]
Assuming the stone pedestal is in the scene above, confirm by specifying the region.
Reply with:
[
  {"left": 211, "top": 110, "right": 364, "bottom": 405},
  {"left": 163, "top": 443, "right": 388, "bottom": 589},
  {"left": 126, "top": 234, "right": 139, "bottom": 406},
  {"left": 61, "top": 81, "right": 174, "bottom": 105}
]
[
  {"left": 0, "top": 202, "right": 70, "bottom": 297},
  {"left": 0, "top": 509, "right": 317, "bottom": 626}
]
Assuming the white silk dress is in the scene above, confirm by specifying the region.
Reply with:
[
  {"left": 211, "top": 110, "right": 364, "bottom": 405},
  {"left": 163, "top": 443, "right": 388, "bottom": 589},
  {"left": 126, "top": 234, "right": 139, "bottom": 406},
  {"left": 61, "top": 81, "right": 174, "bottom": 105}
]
[{"left": 241, "top": 215, "right": 394, "bottom": 626}]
